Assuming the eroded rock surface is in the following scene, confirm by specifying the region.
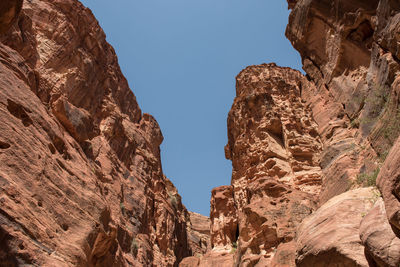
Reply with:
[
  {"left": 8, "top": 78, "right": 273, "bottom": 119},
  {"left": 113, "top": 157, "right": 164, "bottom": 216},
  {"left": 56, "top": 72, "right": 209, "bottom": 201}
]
[
  {"left": 0, "top": 0, "right": 22, "bottom": 34},
  {"left": 286, "top": 0, "right": 400, "bottom": 203},
  {"left": 2, "top": 0, "right": 400, "bottom": 266},
  {"left": 0, "top": 1, "right": 199, "bottom": 266},
  {"left": 296, "top": 187, "right": 379, "bottom": 267},
  {"left": 189, "top": 1, "right": 400, "bottom": 266},
  {"left": 186, "top": 212, "right": 211, "bottom": 257},
  {"left": 360, "top": 198, "right": 400, "bottom": 267},
  {"left": 288, "top": 1, "right": 400, "bottom": 266},
  {"left": 377, "top": 136, "right": 400, "bottom": 233},
  {"left": 195, "top": 64, "right": 322, "bottom": 266},
  {"left": 210, "top": 185, "right": 238, "bottom": 250}
]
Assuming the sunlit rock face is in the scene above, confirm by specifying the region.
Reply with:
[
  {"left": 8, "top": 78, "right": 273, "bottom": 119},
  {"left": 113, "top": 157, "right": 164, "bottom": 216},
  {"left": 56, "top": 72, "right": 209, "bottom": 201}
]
[
  {"left": 0, "top": 0, "right": 201, "bottom": 266},
  {"left": 2, "top": 0, "right": 400, "bottom": 266},
  {"left": 286, "top": 0, "right": 400, "bottom": 203},
  {"left": 190, "top": 64, "right": 321, "bottom": 267},
  {"left": 286, "top": 0, "right": 400, "bottom": 266},
  {"left": 225, "top": 64, "right": 322, "bottom": 265},
  {"left": 189, "top": 0, "right": 400, "bottom": 266},
  {"left": 296, "top": 187, "right": 378, "bottom": 267}
]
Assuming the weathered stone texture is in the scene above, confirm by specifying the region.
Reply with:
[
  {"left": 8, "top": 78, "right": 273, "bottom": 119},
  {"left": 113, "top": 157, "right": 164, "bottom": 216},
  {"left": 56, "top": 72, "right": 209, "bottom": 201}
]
[{"left": 0, "top": 1, "right": 196, "bottom": 266}]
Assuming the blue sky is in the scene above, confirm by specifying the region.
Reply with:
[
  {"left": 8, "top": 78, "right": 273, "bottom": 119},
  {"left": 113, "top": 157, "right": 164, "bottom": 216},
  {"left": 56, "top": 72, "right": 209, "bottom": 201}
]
[{"left": 80, "top": 0, "right": 302, "bottom": 216}]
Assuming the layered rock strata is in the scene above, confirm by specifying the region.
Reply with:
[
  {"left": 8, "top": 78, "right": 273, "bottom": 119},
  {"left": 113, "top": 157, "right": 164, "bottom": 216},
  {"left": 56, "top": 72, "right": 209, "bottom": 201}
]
[
  {"left": 0, "top": 1, "right": 205, "bottom": 266},
  {"left": 286, "top": 0, "right": 400, "bottom": 265},
  {"left": 186, "top": 212, "right": 211, "bottom": 257},
  {"left": 2, "top": 0, "right": 400, "bottom": 266},
  {"left": 286, "top": 0, "right": 400, "bottom": 202},
  {"left": 181, "top": 0, "right": 400, "bottom": 266}
]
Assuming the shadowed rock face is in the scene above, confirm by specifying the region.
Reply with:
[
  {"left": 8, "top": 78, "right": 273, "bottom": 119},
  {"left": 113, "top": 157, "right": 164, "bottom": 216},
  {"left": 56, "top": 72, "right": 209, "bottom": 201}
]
[
  {"left": 0, "top": 1, "right": 199, "bottom": 266},
  {"left": 187, "top": 212, "right": 211, "bottom": 256},
  {"left": 0, "top": 0, "right": 22, "bottom": 34}
]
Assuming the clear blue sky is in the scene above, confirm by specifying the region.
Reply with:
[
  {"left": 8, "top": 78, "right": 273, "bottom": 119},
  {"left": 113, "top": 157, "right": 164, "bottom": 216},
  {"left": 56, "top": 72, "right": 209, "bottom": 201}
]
[{"left": 80, "top": 0, "right": 302, "bottom": 216}]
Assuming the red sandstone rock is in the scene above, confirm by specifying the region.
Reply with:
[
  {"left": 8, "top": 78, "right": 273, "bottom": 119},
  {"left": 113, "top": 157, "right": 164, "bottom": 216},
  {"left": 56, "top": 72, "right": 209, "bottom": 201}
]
[
  {"left": 360, "top": 198, "right": 400, "bottom": 267},
  {"left": 202, "top": 0, "right": 400, "bottom": 266},
  {"left": 377, "top": 136, "right": 400, "bottom": 232},
  {"left": 198, "top": 251, "right": 235, "bottom": 267},
  {"left": 286, "top": 0, "right": 400, "bottom": 203},
  {"left": 210, "top": 186, "right": 238, "bottom": 250},
  {"left": 179, "top": 256, "right": 200, "bottom": 267},
  {"left": 269, "top": 242, "right": 296, "bottom": 267},
  {"left": 187, "top": 212, "right": 211, "bottom": 256},
  {"left": 0, "top": 0, "right": 22, "bottom": 34},
  {"left": 296, "top": 187, "right": 379, "bottom": 267},
  {"left": 206, "top": 64, "right": 322, "bottom": 266},
  {"left": 0, "top": 1, "right": 195, "bottom": 266},
  {"left": 2, "top": 0, "right": 400, "bottom": 266}
]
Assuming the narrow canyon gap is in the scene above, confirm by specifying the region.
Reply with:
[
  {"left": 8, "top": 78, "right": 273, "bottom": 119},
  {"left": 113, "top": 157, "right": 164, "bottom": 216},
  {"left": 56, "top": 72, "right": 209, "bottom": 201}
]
[{"left": 0, "top": 0, "right": 400, "bottom": 267}]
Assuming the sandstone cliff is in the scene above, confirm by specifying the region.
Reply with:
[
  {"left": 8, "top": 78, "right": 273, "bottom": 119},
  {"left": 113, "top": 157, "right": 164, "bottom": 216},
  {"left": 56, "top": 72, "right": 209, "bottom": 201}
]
[
  {"left": 0, "top": 1, "right": 207, "bottom": 266},
  {"left": 181, "top": 0, "right": 400, "bottom": 266},
  {"left": 2, "top": 0, "right": 400, "bottom": 267}
]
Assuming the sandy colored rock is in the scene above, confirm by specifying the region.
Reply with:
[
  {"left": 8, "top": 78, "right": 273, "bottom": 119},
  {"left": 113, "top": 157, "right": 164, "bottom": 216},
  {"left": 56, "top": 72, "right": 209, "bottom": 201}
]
[
  {"left": 0, "top": 1, "right": 192, "bottom": 266},
  {"left": 296, "top": 187, "right": 379, "bottom": 267},
  {"left": 179, "top": 256, "right": 200, "bottom": 267},
  {"left": 179, "top": 251, "right": 234, "bottom": 267},
  {"left": 286, "top": 0, "right": 400, "bottom": 204},
  {"left": 198, "top": 251, "right": 235, "bottom": 267},
  {"left": 360, "top": 198, "right": 400, "bottom": 267},
  {"left": 377, "top": 136, "right": 400, "bottom": 231},
  {"left": 1, "top": 0, "right": 400, "bottom": 266},
  {"left": 226, "top": 64, "right": 322, "bottom": 202},
  {"left": 268, "top": 242, "right": 296, "bottom": 267},
  {"left": 229, "top": 64, "right": 322, "bottom": 265},
  {"left": 206, "top": 63, "right": 322, "bottom": 266},
  {"left": 238, "top": 179, "right": 316, "bottom": 264},
  {"left": 210, "top": 185, "right": 238, "bottom": 249},
  {"left": 187, "top": 212, "right": 211, "bottom": 256}
]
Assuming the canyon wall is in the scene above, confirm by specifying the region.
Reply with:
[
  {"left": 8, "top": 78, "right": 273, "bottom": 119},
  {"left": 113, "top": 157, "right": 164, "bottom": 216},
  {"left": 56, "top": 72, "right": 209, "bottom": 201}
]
[
  {"left": 0, "top": 1, "right": 210, "bottom": 266},
  {"left": 182, "top": 0, "right": 400, "bottom": 266},
  {"left": 2, "top": 0, "right": 400, "bottom": 266}
]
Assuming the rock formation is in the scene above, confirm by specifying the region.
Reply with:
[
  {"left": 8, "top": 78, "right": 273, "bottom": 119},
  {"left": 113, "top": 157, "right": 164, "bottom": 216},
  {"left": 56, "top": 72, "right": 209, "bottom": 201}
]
[
  {"left": 181, "top": 0, "right": 400, "bottom": 266},
  {"left": 2, "top": 0, "right": 400, "bottom": 266},
  {"left": 0, "top": 1, "right": 205, "bottom": 266}
]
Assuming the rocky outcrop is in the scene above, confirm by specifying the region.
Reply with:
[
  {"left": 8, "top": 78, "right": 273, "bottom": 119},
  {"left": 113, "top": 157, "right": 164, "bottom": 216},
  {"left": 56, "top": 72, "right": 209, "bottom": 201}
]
[
  {"left": 2, "top": 0, "right": 400, "bottom": 266},
  {"left": 0, "top": 1, "right": 199, "bottom": 266},
  {"left": 186, "top": 212, "right": 211, "bottom": 257},
  {"left": 360, "top": 198, "right": 400, "bottom": 267},
  {"left": 286, "top": 0, "right": 400, "bottom": 203},
  {"left": 195, "top": 64, "right": 321, "bottom": 266},
  {"left": 209, "top": 185, "right": 237, "bottom": 250},
  {"left": 179, "top": 251, "right": 234, "bottom": 267},
  {"left": 296, "top": 187, "right": 379, "bottom": 267},
  {"left": 287, "top": 0, "right": 400, "bottom": 266},
  {"left": 377, "top": 136, "right": 400, "bottom": 234},
  {"left": 226, "top": 64, "right": 323, "bottom": 200},
  {"left": 184, "top": 1, "right": 400, "bottom": 266}
]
